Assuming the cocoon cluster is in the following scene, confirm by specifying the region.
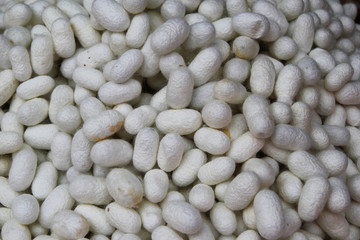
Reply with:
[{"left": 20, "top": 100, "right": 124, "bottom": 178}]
[{"left": 1, "top": 0, "right": 360, "bottom": 239}]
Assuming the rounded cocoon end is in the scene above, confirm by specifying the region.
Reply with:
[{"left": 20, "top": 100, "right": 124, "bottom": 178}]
[{"left": 162, "top": 200, "right": 202, "bottom": 234}]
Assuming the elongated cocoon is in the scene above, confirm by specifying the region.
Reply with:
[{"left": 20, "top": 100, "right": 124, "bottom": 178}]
[
  {"left": 156, "top": 109, "right": 202, "bottom": 135},
  {"left": 298, "top": 176, "right": 330, "bottom": 222},
  {"left": 150, "top": 18, "right": 190, "bottom": 55},
  {"left": 166, "top": 67, "right": 194, "bottom": 109},
  {"left": 243, "top": 94, "right": 274, "bottom": 139},
  {"left": 254, "top": 189, "right": 285, "bottom": 240},
  {"left": 232, "top": 12, "right": 270, "bottom": 39},
  {"left": 162, "top": 200, "right": 202, "bottom": 234},
  {"left": 92, "top": 0, "right": 130, "bottom": 32}
]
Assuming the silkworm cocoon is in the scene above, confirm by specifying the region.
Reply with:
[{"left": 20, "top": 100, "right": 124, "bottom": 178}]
[
  {"left": 157, "top": 133, "right": 184, "bottom": 172},
  {"left": 232, "top": 36, "right": 259, "bottom": 60},
  {"left": 138, "top": 200, "right": 163, "bottom": 232},
  {"left": 161, "top": 0, "right": 186, "bottom": 19},
  {"left": 123, "top": 105, "right": 157, "bottom": 135},
  {"left": 213, "top": 17, "right": 237, "bottom": 42},
  {"left": 12, "top": 194, "right": 39, "bottom": 225},
  {"left": 308, "top": 48, "right": 336, "bottom": 76},
  {"left": 132, "top": 128, "right": 159, "bottom": 172},
  {"left": 241, "top": 158, "right": 276, "bottom": 188},
  {"left": 249, "top": 57, "right": 276, "bottom": 97},
  {"left": 291, "top": 13, "right": 315, "bottom": 53},
  {"left": 214, "top": 181, "right": 231, "bottom": 203},
  {"left": 243, "top": 94, "right": 274, "bottom": 138},
  {"left": 16, "top": 98, "right": 49, "bottom": 127},
  {"left": 91, "top": 0, "right": 129, "bottom": 32},
  {"left": 224, "top": 171, "right": 260, "bottom": 211},
  {"left": 39, "top": 184, "right": 75, "bottom": 228},
  {"left": 324, "top": 104, "right": 347, "bottom": 126},
  {"left": 159, "top": 52, "right": 186, "bottom": 80},
  {"left": 172, "top": 149, "right": 206, "bottom": 187},
  {"left": 82, "top": 110, "right": 124, "bottom": 142},
  {"left": 316, "top": 209, "right": 350, "bottom": 239},
  {"left": 350, "top": 53, "right": 360, "bottom": 80},
  {"left": 274, "top": 64, "right": 303, "bottom": 105},
  {"left": 297, "top": 176, "right": 331, "bottom": 222},
  {"left": 55, "top": 105, "right": 81, "bottom": 134},
  {"left": 198, "top": 157, "right": 235, "bottom": 185},
  {"left": 226, "top": 131, "right": 264, "bottom": 163},
  {"left": 322, "top": 125, "right": 349, "bottom": 147},
  {"left": 74, "top": 204, "right": 114, "bottom": 236},
  {"left": 347, "top": 174, "right": 360, "bottom": 202},
  {"left": 76, "top": 43, "right": 114, "bottom": 69},
  {"left": 49, "top": 17, "right": 75, "bottom": 58},
  {"left": 189, "top": 82, "right": 216, "bottom": 110},
  {"left": 202, "top": 100, "right": 232, "bottom": 129},
  {"left": 0, "top": 207, "right": 12, "bottom": 228},
  {"left": 346, "top": 201, "right": 360, "bottom": 227},
  {"left": 277, "top": 0, "right": 303, "bottom": 21},
  {"left": 98, "top": 80, "right": 142, "bottom": 106},
  {"left": 271, "top": 124, "right": 312, "bottom": 151},
  {"left": 72, "top": 67, "right": 105, "bottom": 91},
  {"left": 254, "top": 189, "right": 285, "bottom": 240},
  {"left": 287, "top": 151, "right": 328, "bottom": 181},
  {"left": 8, "top": 144, "right": 36, "bottom": 192},
  {"left": 270, "top": 102, "right": 292, "bottom": 124},
  {"left": 223, "top": 58, "right": 250, "bottom": 83},
  {"left": 70, "top": 129, "right": 93, "bottom": 172},
  {"left": 30, "top": 36, "right": 53, "bottom": 75},
  {"left": 290, "top": 101, "right": 312, "bottom": 133},
  {"left": 156, "top": 109, "right": 201, "bottom": 135},
  {"left": 4, "top": 26, "right": 31, "bottom": 49},
  {"left": 90, "top": 139, "right": 133, "bottom": 168},
  {"left": 0, "top": 131, "right": 22, "bottom": 155},
  {"left": 69, "top": 175, "right": 112, "bottom": 205},
  {"left": 344, "top": 127, "right": 360, "bottom": 159},
  {"left": 232, "top": 12, "right": 269, "bottom": 39},
  {"left": 151, "top": 226, "right": 183, "bottom": 240},
  {"left": 297, "top": 87, "right": 319, "bottom": 110},
  {"left": 149, "top": 18, "right": 189, "bottom": 56},
  {"left": 0, "top": 70, "right": 18, "bottom": 107},
  {"left": 296, "top": 57, "right": 321, "bottom": 86},
  {"left": 8, "top": 45, "right": 32, "bottom": 82},
  {"left": 1, "top": 112, "right": 23, "bottom": 136},
  {"left": 327, "top": 177, "right": 351, "bottom": 213},
  {"left": 70, "top": 14, "right": 100, "bottom": 48},
  {"left": 137, "top": 35, "right": 160, "bottom": 78},
  {"left": 276, "top": 171, "right": 303, "bottom": 204},
  {"left": 126, "top": 13, "right": 150, "bottom": 49},
  {"left": 56, "top": 0, "right": 88, "bottom": 18},
  {"left": 280, "top": 207, "right": 302, "bottom": 238},
  {"left": 188, "top": 47, "right": 222, "bottom": 87},
  {"left": 198, "top": 0, "right": 224, "bottom": 21},
  {"left": 165, "top": 68, "right": 194, "bottom": 109},
  {"left": 107, "top": 50, "right": 143, "bottom": 84},
  {"left": 17, "top": 76, "right": 54, "bottom": 101},
  {"left": 3, "top": 3, "right": 32, "bottom": 27},
  {"left": 235, "top": 229, "right": 261, "bottom": 240},
  {"left": 324, "top": 63, "right": 353, "bottom": 92},
  {"left": 313, "top": 27, "right": 335, "bottom": 50},
  {"left": 1, "top": 219, "right": 31, "bottom": 240},
  {"left": 144, "top": 169, "right": 169, "bottom": 203},
  {"left": 335, "top": 80, "right": 360, "bottom": 105},
  {"left": 31, "top": 162, "right": 58, "bottom": 200},
  {"left": 24, "top": 124, "right": 59, "bottom": 150},
  {"left": 51, "top": 210, "right": 89, "bottom": 240},
  {"left": 162, "top": 200, "right": 202, "bottom": 234},
  {"left": 183, "top": 21, "right": 215, "bottom": 51},
  {"left": 105, "top": 202, "right": 141, "bottom": 234},
  {"left": 108, "top": 33, "right": 129, "bottom": 56},
  {"left": 315, "top": 150, "right": 348, "bottom": 177},
  {"left": 106, "top": 168, "right": 143, "bottom": 208},
  {"left": 346, "top": 106, "right": 360, "bottom": 127},
  {"left": 188, "top": 184, "right": 214, "bottom": 212},
  {"left": 194, "top": 127, "right": 230, "bottom": 155},
  {"left": 210, "top": 202, "right": 237, "bottom": 235},
  {"left": 269, "top": 36, "right": 298, "bottom": 60},
  {"left": 49, "top": 85, "right": 74, "bottom": 124}
]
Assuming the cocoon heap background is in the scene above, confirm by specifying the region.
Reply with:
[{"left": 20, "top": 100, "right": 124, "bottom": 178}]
[{"left": 0, "top": 0, "right": 360, "bottom": 240}]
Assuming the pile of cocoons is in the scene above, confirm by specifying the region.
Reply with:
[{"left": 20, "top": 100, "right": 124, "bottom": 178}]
[{"left": 1, "top": 0, "right": 360, "bottom": 239}]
